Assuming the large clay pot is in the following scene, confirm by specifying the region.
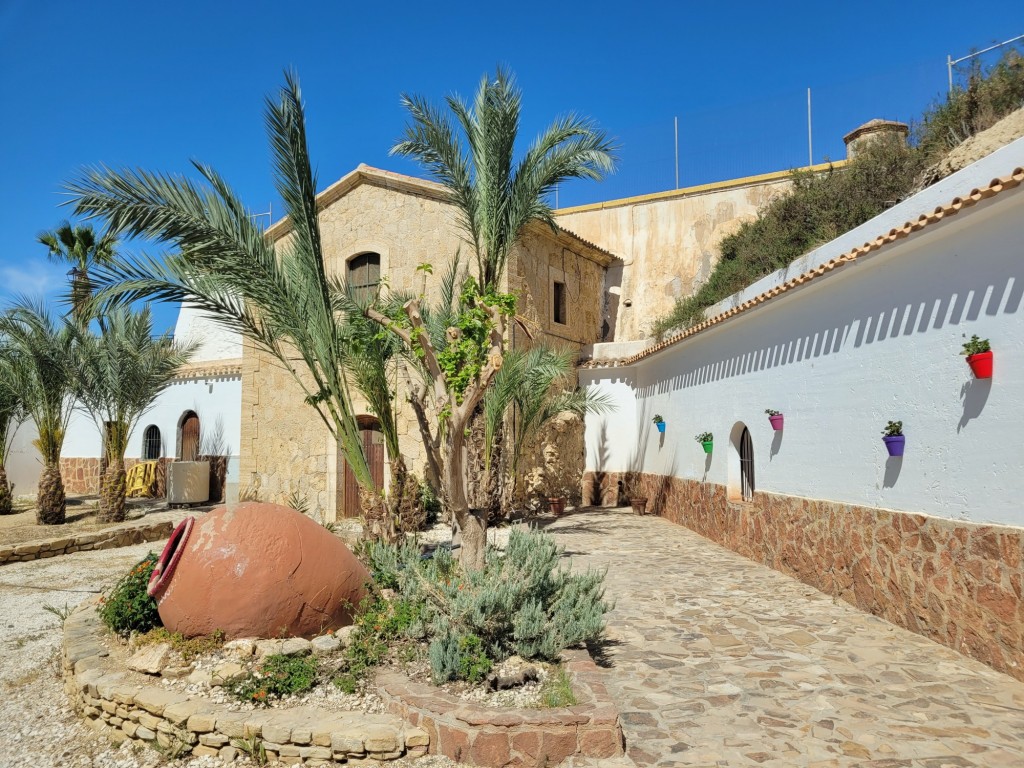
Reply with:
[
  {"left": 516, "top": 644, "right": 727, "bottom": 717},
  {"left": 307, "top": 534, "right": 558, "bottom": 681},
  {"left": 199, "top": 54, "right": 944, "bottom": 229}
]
[{"left": 148, "top": 502, "right": 369, "bottom": 639}]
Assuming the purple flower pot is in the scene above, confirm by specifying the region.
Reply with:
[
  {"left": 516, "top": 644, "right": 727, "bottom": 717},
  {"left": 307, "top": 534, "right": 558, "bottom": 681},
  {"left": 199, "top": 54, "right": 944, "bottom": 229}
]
[
  {"left": 768, "top": 414, "right": 784, "bottom": 431},
  {"left": 883, "top": 435, "right": 905, "bottom": 457}
]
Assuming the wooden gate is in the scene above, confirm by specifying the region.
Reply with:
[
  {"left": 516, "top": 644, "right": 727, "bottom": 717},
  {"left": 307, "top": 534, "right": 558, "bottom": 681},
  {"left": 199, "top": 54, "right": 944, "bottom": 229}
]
[
  {"left": 341, "top": 419, "right": 385, "bottom": 518},
  {"left": 180, "top": 412, "right": 200, "bottom": 462}
]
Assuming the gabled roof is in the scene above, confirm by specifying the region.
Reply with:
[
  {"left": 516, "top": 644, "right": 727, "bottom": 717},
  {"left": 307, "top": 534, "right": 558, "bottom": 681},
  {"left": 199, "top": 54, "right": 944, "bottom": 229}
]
[
  {"left": 583, "top": 166, "right": 1024, "bottom": 369},
  {"left": 265, "top": 164, "right": 620, "bottom": 267}
]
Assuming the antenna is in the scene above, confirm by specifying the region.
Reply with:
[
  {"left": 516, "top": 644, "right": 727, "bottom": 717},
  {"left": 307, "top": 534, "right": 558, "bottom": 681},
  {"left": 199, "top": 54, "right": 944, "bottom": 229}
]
[{"left": 248, "top": 203, "right": 273, "bottom": 230}]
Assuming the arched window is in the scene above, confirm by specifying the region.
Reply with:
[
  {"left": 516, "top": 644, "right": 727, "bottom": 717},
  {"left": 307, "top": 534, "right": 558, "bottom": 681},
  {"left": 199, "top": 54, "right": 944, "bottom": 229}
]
[
  {"left": 142, "top": 425, "right": 162, "bottom": 460},
  {"left": 348, "top": 253, "right": 381, "bottom": 303},
  {"left": 739, "top": 426, "right": 755, "bottom": 501}
]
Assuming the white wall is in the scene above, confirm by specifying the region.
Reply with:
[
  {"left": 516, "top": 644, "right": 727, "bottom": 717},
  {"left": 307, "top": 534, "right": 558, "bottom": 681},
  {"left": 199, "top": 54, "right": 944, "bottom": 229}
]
[
  {"left": 173, "top": 304, "right": 242, "bottom": 362},
  {"left": 583, "top": 178, "right": 1024, "bottom": 528}
]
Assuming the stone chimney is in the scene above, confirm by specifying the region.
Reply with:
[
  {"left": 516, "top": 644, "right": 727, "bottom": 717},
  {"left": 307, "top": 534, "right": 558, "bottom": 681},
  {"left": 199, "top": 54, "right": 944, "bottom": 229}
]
[{"left": 843, "top": 119, "right": 909, "bottom": 159}]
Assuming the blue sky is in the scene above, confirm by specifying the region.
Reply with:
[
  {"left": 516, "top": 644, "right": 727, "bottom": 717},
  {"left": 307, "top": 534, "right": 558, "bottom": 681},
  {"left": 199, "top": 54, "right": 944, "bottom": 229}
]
[{"left": 1, "top": 0, "right": 1020, "bottom": 332}]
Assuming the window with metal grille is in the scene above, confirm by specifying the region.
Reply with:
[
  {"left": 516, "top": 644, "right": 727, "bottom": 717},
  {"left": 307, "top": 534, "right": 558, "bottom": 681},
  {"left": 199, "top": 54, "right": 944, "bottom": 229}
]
[
  {"left": 348, "top": 253, "right": 381, "bottom": 303},
  {"left": 553, "top": 281, "right": 567, "bottom": 325},
  {"left": 142, "top": 425, "right": 162, "bottom": 460},
  {"left": 740, "top": 426, "right": 755, "bottom": 501}
]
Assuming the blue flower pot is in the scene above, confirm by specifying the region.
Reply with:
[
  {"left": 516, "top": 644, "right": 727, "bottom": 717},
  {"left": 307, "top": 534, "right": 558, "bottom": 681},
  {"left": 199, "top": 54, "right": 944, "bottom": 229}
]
[{"left": 655, "top": 422, "right": 666, "bottom": 433}]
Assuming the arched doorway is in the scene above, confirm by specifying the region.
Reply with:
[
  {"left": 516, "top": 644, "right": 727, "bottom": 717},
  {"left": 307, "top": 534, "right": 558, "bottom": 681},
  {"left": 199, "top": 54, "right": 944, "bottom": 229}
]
[
  {"left": 179, "top": 411, "right": 200, "bottom": 461},
  {"left": 341, "top": 416, "right": 385, "bottom": 518}
]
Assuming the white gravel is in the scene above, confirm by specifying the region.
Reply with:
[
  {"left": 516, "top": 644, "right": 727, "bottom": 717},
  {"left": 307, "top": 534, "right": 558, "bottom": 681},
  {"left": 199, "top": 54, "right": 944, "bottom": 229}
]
[{"left": 0, "top": 540, "right": 464, "bottom": 768}]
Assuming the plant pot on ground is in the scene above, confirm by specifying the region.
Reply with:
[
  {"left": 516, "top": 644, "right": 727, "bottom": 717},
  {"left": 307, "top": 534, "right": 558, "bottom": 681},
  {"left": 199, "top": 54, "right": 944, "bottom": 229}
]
[
  {"left": 695, "top": 431, "right": 713, "bottom": 454},
  {"left": 882, "top": 420, "right": 905, "bottom": 457},
  {"left": 765, "top": 409, "right": 784, "bottom": 430},
  {"left": 962, "top": 335, "right": 993, "bottom": 379},
  {"left": 547, "top": 496, "right": 567, "bottom": 515}
]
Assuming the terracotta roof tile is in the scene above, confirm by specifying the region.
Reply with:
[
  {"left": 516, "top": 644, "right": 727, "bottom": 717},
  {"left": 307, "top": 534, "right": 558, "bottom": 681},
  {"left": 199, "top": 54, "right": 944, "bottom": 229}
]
[{"left": 595, "top": 166, "right": 1024, "bottom": 368}]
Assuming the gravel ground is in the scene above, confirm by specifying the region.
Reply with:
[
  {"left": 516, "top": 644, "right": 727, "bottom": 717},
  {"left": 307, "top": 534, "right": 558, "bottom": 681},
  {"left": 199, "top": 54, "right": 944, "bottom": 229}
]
[{"left": 0, "top": 540, "right": 465, "bottom": 768}]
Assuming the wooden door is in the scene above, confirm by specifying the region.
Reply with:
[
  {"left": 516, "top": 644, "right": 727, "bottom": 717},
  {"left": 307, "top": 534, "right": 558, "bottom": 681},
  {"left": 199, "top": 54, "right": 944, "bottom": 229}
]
[
  {"left": 341, "top": 421, "right": 385, "bottom": 518},
  {"left": 180, "top": 412, "right": 200, "bottom": 461}
]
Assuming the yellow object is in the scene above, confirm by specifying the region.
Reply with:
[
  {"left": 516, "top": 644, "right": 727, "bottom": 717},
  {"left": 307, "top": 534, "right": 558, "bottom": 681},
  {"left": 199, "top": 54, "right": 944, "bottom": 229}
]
[{"left": 126, "top": 461, "right": 159, "bottom": 498}]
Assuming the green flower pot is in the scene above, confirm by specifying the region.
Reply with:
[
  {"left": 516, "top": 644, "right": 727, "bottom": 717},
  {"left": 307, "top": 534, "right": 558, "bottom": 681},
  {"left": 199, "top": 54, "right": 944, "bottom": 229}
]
[{"left": 702, "top": 440, "right": 713, "bottom": 454}]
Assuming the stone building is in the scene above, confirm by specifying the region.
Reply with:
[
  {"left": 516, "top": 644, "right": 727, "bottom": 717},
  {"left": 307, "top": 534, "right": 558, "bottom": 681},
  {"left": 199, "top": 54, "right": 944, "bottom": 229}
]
[{"left": 239, "top": 165, "right": 619, "bottom": 520}]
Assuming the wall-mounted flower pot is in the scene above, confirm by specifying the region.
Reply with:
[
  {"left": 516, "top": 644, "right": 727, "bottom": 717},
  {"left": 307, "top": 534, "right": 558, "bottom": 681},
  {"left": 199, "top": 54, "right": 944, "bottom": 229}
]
[
  {"left": 768, "top": 414, "right": 784, "bottom": 431},
  {"left": 883, "top": 435, "right": 905, "bottom": 457},
  {"left": 702, "top": 440, "right": 714, "bottom": 454},
  {"left": 631, "top": 497, "right": 648, "bottom": 515},
  {"left": 966, "top": 351, "right": 993, "bottom": 379},
  {"left": 655, "top": 422, "right": 666, "bottom": 433},
  {"left": 547, "top": 497, "right": 567, "bottom": 516}
]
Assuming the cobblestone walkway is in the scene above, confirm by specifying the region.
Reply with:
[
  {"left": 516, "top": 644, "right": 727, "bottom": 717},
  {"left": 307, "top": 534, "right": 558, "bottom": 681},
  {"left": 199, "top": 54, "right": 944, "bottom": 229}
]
[{"left": 546, "top": 509, "right": 1024, "bottom": 768}]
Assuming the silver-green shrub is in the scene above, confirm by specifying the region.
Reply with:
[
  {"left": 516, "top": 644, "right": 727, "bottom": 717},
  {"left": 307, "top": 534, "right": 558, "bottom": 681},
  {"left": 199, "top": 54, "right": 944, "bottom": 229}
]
[{"left": 364, "top": 528, "right": 609, "bottom": 683}]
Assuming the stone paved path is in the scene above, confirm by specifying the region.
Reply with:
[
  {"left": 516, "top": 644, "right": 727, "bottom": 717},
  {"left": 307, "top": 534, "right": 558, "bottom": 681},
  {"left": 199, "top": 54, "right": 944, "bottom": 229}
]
[{"left": 546, "top": 509, "right": 1024, "bottom": 768}]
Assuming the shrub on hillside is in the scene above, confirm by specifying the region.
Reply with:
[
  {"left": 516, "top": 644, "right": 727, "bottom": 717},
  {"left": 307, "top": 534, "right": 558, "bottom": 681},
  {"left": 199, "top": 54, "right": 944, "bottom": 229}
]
[
  {"left": 651, "top": 45, "right": 1024, "bottom": 339},
  {"left": 98, "top": 553, "right": 161, "bottom": 637}
]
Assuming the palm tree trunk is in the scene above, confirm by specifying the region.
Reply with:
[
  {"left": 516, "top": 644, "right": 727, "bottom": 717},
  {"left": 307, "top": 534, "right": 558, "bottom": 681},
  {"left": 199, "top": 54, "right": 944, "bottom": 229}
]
[
  {"left": 99, "top": 459, "right": 127, "bottom": 523},
  {"left": 359, "top": 485, "right": 396, "bottom": 543},
  {"left": 0, "top": 464, "right": 12, "bottom": 515},
  {"left": 36, "top": 462, "right": 66, "bottom": 525}
]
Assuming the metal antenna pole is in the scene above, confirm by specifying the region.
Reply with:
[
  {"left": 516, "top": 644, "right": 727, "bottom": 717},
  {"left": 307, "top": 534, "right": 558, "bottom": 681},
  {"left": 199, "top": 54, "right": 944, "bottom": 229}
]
[
  {"left": 674, "top": 116, "right": 679, "bottom": 189},
  {"left": 807, "top": 88, "right": 813, "bottom": 167},
  {"left": 948, "top": 32, "right": 1024, "bottom": 93}
]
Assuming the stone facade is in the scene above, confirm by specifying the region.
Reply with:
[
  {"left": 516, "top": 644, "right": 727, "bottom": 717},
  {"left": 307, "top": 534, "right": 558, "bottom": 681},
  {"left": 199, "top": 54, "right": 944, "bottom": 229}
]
[
  {"left": 555, "top": 163, "right": 844, "bottom": 341},
  {"left": 240, "top": 167, "right": 617, "bottom": 520},
  {"left": 584, "top": 471, "right": 1024, "bottom": 682}
]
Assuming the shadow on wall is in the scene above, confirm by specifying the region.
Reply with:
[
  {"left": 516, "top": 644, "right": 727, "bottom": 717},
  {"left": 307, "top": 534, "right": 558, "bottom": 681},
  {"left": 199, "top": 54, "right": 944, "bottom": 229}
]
[
  {"left": 635, "top": 248, "right": 1023, "bottom": 398},
  {"left": 959, "top": 378, "right": 992, "bottom": 432}
]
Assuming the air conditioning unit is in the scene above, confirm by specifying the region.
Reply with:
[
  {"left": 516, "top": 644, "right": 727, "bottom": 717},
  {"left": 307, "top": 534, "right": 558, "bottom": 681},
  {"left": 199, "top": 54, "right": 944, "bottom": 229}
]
[{"left": 167, "top": 461, "right": 210, "bottom": 506}]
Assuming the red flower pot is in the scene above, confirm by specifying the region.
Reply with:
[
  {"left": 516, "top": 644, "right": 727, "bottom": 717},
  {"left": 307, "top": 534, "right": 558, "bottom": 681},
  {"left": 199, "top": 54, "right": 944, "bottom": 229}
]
[{"left": 966, "top": 351, "right": 993, "bottom": 379}]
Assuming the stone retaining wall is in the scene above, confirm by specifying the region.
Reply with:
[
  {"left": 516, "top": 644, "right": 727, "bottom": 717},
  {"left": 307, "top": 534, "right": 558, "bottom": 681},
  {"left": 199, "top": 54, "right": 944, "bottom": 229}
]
[
  {"left": 62, "top": 599, "right": 429, "bottom": 765},
  {"left": 585, "top": 471, "right": 1024, "bottom": 682},
  {"left": 376, "top": 650, "right": 624, "bottom": 767},
  {"left": 0, "top": 519, "right": 175, "bottom": 566}
]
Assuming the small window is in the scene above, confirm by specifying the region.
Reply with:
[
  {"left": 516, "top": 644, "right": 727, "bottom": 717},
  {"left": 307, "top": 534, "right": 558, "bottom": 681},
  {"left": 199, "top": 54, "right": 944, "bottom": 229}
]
[
  {"left": 143, "top": 425, "right": 162, "bottom": 461},
  {"left": 740, "top": 427, "right": 755, "bottom": 501},
  {"left": 348, "top": 253, "right": 381, "bottom": 303},
  {"left": 553, "top": 281, "right": 567, "bottom": 325}
]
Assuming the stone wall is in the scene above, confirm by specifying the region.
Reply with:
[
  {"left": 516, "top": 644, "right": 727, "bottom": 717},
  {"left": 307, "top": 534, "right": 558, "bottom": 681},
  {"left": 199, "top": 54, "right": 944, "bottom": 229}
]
[
  {"left": 63, "top": 599, "right": 428, "bottom": 764},
  {"left": 584, "top": 471, "right": 1024, "bottom": 682},
  {"left": 376, "top": 650, "right": 623, "bottom": 767},
  {"left": 556, "top": 169, "right": 825, "bottom": 340},
  {"left": 0, "top": 519, "right": 174, "bottom": 566}
]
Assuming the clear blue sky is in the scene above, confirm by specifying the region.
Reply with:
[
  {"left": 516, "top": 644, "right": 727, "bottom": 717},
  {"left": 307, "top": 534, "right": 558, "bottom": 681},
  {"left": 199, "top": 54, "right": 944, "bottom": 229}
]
[{"left": 1, "top": 0, "right": 1020, "bottom": 332}]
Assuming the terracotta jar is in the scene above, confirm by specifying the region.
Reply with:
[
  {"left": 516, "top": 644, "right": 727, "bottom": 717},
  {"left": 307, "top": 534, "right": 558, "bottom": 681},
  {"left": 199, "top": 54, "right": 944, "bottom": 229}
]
[{"left": 148, "top": 502, "right": 369, "bottom": 639}]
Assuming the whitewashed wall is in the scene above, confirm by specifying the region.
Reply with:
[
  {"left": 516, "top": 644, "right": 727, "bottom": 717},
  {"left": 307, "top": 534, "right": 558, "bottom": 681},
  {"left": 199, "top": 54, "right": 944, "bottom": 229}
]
[
  {"left": 6, "top": 306, "right": 242, "bottom": 496},
  {"left": 584, "top": 158, "right": 1024, "bottom": 528}
]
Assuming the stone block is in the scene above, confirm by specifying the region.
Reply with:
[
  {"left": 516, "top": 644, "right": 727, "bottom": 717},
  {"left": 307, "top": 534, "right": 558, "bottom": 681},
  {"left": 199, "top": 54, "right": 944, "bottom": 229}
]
[
  {"left": 121, "top": 721, "right": 138, "bottom": 738},
  {"left": 138, "top": 712, "right": 161, "bottom": 730},
  {"left": 218, "top": 746, "right": 239, "bottom": 762},
  {"left": 187, "top": 712, "right": 218, "bottom": 733},
  {"left": 280, "top": 637, "right": 311, "bottom": 656},
  {"left": 192, "top": 745, "right": 219, "bottom": 757},
  {"left": 135, "top": 726, "right": 156, "bottom": 741},
  {"left": 199, "top": 733, "right": 230, "bottom": 747},
  {"left": 311, "top": 635, "right": 341, "bottom": 654},
  {"left": 404, "top": 727, "right": 429, "bottom": 747},
  {"left": 134, "top": 687, "right": 186, "bottom": 715},
  {"left": 262, "top": 722, "right": 292, "bottom": 743},
  {"left": 331, "top": 732, "right": 364, "bottom": 753},
  {"left": 300, "top": 745, "right": 332, "bottom": 760},
  {"left": 163, "top": 699, "right": 205, "bottom": 726}
]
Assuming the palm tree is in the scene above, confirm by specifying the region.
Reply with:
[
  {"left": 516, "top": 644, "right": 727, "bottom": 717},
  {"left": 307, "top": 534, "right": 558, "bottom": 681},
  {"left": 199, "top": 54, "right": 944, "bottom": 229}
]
[
  {"left": 482, "top": 345, "right": 613, "bottom": 511},
  {"left": 64, "top": 71, "right": 376, "bottom": 518},
  {"left": 368, "top": 68, "right": 616, "bottom": 568},
  {"left": 391, "top": 66, "right": 616, "bottom": 291},
  {"left": 0, "top": 304, "right": 78, "bottom": 524},
  {"left": 0, "top": 341, "right": 29, "bottom": 515},
  {"left": 75, "top": 307, "right": 195, "bottom": 522},
  {"left": 37, "top": 222, "right": 117, "bottom": 324}
]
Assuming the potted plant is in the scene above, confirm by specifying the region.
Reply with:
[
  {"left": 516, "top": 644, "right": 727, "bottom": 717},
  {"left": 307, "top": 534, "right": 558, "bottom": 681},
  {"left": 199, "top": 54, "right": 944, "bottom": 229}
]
[
  {"left": 652, "top": 414, "right": 666, "bottom": 433},
  {"left": 547, "top": 495, "right": 567, "bottom": 515},
  {"left": 882, "top": 421, "right": 905, "bottom": 457},
  {"left": 961, "top": 335, "right": 993, "bottom": 379},
  {"left": 622, "top": 475, "right": 647, "bottom": 515},
  {"left": 695, "top": 431, "right": 713, "bottom": 454},
  {"left": 765, "top": 409, "right": 784, "bottom": 430}
]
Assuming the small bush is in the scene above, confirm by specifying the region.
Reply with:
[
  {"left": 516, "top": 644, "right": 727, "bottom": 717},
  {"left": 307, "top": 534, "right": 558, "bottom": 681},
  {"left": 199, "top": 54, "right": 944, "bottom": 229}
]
[
  {"left": 539, "top": 666, "right": 577, "bottom": 708},
  {"left": 99, "top": 553, "right": 161, "bottom": 637},
  {"left": 228, "top": 653, "right": 318, "bottom": 705},
  {"left": 138, "top": 627, "right": 225, "bottom": 662}
]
